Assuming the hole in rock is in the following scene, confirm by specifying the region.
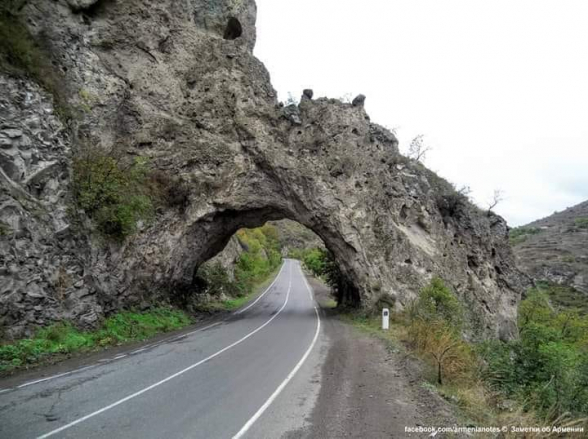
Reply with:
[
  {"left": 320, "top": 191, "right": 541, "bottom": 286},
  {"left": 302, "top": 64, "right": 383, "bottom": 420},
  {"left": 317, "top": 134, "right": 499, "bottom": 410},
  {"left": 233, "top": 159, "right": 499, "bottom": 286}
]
[{"left": 223, "top": 17, "right": 243, "bottom": 40}]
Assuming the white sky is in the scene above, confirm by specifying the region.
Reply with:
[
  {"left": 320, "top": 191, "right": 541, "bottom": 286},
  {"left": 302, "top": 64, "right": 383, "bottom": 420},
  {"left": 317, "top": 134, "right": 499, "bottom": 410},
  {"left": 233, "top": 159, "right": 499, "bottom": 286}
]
[{"left": 254, "top": 0, "right": 588, "bottom": 226}]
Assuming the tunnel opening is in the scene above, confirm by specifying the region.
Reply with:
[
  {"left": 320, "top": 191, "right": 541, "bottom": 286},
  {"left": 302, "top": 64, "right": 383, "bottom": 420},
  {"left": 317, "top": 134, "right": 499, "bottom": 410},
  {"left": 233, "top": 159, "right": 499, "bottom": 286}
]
[
  {"left": 172, "top": 216, "right": 359, "bottom": 312},
  {"left": 223, "top": 17, "right": 243, "bottom": 40}
]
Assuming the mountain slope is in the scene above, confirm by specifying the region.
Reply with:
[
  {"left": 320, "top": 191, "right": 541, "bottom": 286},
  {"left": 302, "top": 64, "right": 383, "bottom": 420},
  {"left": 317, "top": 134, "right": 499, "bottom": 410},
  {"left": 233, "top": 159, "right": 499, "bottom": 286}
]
[{"left": 512, "top": 200, "right": 588, "bottom": 296}]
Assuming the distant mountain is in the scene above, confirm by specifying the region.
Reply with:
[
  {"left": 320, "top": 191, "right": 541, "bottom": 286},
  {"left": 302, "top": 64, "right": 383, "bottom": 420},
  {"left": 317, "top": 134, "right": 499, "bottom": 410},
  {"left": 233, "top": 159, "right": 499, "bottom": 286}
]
[{"left": 512, "top": 200, "right": 588, "bottom": 305}]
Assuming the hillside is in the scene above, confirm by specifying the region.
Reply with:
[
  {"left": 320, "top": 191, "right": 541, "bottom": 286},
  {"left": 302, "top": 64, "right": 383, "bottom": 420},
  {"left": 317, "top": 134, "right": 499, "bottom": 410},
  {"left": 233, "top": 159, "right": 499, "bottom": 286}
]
[
  {"left": 268, "top": 219, "right": 324, "bottom": 253},
  {"left": 512, "top": 200, "right": 588, "bottom": 304}
]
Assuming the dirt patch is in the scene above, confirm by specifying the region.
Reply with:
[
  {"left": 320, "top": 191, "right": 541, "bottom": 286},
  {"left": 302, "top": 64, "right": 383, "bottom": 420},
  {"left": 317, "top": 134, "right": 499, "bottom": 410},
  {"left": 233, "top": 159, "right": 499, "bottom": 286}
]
[{"left": 289, "top": 275, "right": 459, "bottom": 438}]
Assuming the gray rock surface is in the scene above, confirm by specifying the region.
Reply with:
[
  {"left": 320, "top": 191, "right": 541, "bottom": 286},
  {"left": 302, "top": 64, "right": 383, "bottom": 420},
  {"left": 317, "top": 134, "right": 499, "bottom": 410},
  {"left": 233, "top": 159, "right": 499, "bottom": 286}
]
[
  {"left": 513, "top": 200, "right": 588, "bottom": 295},
  {"left": 0, "top": 0, "right": 527, "bottom": 339}
]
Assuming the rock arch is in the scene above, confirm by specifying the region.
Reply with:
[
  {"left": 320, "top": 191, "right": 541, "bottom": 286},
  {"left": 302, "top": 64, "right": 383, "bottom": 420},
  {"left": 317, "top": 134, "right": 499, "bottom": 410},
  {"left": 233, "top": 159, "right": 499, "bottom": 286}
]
[{"left": 0, "top": 0, "right": 528, "bottom": 339}]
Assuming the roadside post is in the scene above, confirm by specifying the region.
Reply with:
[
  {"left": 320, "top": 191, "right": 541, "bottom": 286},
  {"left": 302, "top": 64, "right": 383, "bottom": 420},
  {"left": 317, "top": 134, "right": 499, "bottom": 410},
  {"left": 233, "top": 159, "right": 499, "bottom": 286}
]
[{"left": 382, "top": 308, "right": 389, "bottom": 330}]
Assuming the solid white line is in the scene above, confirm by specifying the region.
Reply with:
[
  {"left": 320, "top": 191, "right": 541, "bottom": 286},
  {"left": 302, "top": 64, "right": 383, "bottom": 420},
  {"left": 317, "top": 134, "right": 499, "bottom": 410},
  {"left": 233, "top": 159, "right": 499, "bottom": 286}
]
[
  {"left": 235, "top": 261, "right": 287, "bottom": 315},
  {"left": 16, "top": 365, "right": 95, "bottom": 390},
  {"left": 36, "top": 264, "right": 294, "bottom": 439},
  {"left": 113, "top": 354, "right": 127, "bottom": 360},
  {"left": 232, "top": 265, "right": 321, "bottom": 439},
  {"left": 7, "top": 263, "right": 285, "bottom": 393},
  {"left": 183, "top": 321, "right": 222, "bottom": 337}
]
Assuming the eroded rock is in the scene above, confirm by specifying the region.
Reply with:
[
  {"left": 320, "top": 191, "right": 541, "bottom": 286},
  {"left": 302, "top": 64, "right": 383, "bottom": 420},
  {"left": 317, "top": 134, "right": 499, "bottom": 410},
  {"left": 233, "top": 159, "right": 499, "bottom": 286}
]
[{"left": 0, "top": 0, "right": 528, "bottom": 339}]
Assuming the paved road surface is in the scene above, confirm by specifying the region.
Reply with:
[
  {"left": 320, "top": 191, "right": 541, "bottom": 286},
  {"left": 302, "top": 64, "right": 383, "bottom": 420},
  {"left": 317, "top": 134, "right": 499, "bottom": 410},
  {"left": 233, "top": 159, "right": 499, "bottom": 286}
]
[{"left": 0, "top": 259, "right": 323, "bottom": 439}]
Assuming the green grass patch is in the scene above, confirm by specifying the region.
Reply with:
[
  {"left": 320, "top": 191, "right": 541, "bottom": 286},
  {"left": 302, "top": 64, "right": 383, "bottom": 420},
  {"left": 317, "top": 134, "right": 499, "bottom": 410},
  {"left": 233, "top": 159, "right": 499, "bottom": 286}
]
[
  {"left": 575, "top": 217, "right": 588, "bottom": 229},
  {"left": 0, "top": 307, "right": 192, "bottom": 374},
  {"left": 537, "top": 282, "right": 588, "bottom": 313},
  {"left": 509, "top": 226, "right": 542, "bottom": 246},
  {"left": 339, "top": 311, "right": 404, "bottom": 351}
]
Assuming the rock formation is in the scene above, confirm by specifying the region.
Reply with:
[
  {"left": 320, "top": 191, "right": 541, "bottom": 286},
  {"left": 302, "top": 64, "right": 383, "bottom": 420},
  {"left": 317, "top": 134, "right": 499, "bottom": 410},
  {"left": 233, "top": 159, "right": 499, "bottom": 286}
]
[
  {"left": 0, "top": 0, "right": 527, "bottom": 340},
  {"left": 513, "top": 200, "right": 588, "bottom": 296}
]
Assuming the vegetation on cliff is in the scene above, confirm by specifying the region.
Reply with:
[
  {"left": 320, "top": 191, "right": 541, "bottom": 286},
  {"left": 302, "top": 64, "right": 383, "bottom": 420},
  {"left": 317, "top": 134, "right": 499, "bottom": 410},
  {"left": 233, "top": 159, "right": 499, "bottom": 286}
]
[
  {"left": 73, "top": 153, "right": 154, "bottom": 240},
  {"left": 192, "top": 225, "right": 283, "bottom": 311}
]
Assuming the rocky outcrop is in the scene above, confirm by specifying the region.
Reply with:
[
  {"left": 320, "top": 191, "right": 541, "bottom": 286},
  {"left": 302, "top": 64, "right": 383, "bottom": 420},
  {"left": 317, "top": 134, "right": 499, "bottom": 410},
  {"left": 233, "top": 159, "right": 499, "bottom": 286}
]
[
  {"left": 206, "top": 235, "right": 244, "bottom": 281},
  {"left": 513, "top": 200, "right": 588, "bottom": 295},
  {"left": 0, "top": 0, "right": 527, "bottom": 340},
  {"left": 270, "top": 220, "right": 324, "bottom": 255}
]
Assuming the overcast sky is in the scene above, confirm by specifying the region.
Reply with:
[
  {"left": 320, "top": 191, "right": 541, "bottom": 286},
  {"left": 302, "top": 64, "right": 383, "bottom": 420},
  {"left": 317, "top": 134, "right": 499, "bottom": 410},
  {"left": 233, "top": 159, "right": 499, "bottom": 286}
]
[{"left": 254, "top": 0, "right": 588, "bottom": 227}]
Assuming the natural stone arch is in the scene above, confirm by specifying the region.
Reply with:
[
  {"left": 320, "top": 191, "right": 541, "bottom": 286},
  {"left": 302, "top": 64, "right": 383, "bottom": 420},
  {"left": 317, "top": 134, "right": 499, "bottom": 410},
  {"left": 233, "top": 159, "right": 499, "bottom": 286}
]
[
  {"left": 169, "top": 206, "right": 362, "bottom": 307},
  {"left": 1, "top": 0, "right": 529, "bottom": 340}
]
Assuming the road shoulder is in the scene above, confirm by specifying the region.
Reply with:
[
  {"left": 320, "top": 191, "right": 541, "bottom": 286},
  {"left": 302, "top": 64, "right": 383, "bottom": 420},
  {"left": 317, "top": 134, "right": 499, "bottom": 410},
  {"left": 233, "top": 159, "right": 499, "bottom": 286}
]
[{"left": 287, "top": 275, "right": 458, "bottom": 439}]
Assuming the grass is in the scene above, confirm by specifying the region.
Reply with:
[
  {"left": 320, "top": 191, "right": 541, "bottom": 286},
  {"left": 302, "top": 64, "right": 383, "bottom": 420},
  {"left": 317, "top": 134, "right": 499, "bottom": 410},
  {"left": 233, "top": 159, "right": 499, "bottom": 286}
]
[
  {"left": 0, "top": 307, "right": 192, "bottom": 374},
  {"left": 536, "top": 281, "right": 588, "bottom": 313},
  {"left": 339, "top": 311, "right": 405, "bottom": 352},
  {"left": 337, "top": 281, "right": 588, "bottom": 437},
  {"left": 509, "top": 226, "right": 542, "bottom": 246},
  {"left": 575, "top": 218, "right": 588, "bottom": 229},
  {"left": 339, "top": 311, "right": 557, "bottom": 437}
]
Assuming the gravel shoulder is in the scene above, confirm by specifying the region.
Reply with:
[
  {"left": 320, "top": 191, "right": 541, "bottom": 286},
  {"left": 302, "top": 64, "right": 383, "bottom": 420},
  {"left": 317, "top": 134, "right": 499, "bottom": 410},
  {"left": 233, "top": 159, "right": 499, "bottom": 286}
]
[{"left": 289, "top": 275, "right": 459, "bottom": 439}]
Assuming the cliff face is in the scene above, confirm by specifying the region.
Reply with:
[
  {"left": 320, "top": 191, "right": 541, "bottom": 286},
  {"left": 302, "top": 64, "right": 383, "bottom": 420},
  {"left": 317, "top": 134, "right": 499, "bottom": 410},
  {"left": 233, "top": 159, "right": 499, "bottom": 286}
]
[
  {"left": 0, "top": 0, "right": 528, "bottom": 340},
  {"left": 513, "top": 200, "right": 588, "bottom": 295}
]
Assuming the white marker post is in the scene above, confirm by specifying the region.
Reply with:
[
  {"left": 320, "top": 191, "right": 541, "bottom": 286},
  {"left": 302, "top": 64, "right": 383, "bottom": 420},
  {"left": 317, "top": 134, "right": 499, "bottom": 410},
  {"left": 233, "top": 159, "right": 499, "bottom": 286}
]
[{"left": 382, "top": 308, "right": 389, "bottom": 330}]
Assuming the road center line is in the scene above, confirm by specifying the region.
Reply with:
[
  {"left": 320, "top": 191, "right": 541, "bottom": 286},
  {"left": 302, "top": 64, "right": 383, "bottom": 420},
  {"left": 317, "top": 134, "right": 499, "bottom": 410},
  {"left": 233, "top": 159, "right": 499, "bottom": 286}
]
[
  {"left": 232, "top": 264, "right": 321, "bottom": 439},
  {"left": 36, "top": 262, "right": 293, "bottom": 439}
]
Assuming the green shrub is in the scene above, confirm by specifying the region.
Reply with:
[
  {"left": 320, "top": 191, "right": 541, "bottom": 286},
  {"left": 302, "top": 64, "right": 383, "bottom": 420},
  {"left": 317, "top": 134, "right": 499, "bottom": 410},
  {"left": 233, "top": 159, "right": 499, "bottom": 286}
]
[
  {"left": 73, "top": 152, "right": 154, "bottom": 240},
  {"left": 234, "top": 227, "right": 282, "bottom": 295},
  {"left": 303, "top": 248, "right": 327, "bottom": 277},
  {"left": 196, "top": 262, "right": 240, "bottom": 297},
  {"left": 189, "top": 225, "right": 284, "bottom": 311},
  {"left": 479, "top": 288, "right": 588, "bottom": 418},
  {"left": 405, "top": 279, "right": 472, "bottom": 385},
  {"left": 408, "top": 277, "right": 464, "bottom": 331},
  {"left": 575, "top": 217, "right": 588, "bottom": 229}
]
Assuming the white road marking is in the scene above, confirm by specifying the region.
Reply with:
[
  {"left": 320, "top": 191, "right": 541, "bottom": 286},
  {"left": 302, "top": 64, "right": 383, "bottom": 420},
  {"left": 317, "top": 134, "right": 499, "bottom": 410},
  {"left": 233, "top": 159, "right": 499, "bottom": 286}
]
[
  {"left": 232, "top": 264, "right": 321, "bottom": 439},
  {"left": 15, "top": 365, "right": 95, "bottom": 390},
  {"left": 3, "top": 264, "right": 286, "bottom": 393},
  {"left": 35, "top": 263, "right": 294, "bottom": 439},
  {"left": 182, "top": 321, "right": 222, "bottom": 337},
  {"left": 235, "top": 261, "right": 286, "bottom": 314}
]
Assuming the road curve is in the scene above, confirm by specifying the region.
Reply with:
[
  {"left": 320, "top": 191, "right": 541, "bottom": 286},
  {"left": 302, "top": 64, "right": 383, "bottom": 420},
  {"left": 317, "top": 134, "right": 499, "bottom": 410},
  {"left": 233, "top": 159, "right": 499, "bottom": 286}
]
[{"left": 0, "top": 259, "right": 322, "bottom": 439}]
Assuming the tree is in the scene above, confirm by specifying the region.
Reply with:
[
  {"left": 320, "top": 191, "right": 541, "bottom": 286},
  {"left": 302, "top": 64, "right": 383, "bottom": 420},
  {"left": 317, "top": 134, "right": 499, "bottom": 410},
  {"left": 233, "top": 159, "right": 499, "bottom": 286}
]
[
  {"left": 487, "top": 189, "right": 504, "bottom": 213},
  {"left": 407, "top": 134, "right": 431, "bottom": 162}
]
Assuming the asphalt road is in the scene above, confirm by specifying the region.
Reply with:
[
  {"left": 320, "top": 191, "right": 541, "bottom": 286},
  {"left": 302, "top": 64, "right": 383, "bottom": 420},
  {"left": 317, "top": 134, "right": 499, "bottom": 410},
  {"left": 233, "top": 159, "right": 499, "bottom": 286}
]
[{"left": 0, "top": 259, "right": 324, "bottom": 439}]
